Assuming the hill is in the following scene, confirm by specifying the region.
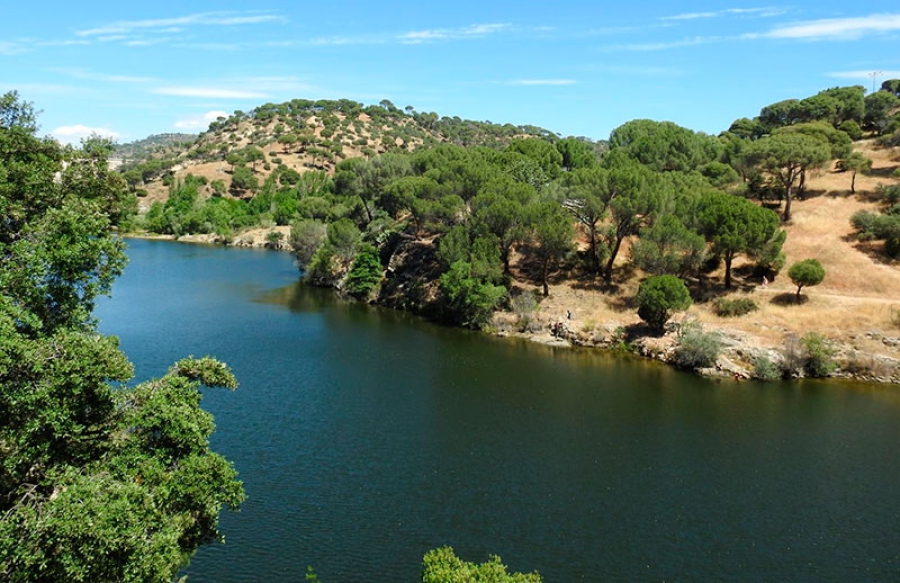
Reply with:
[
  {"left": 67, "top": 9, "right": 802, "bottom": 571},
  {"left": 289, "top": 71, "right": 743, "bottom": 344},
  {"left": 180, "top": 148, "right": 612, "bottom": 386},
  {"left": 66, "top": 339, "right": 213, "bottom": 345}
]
[{"left": 120, "top": 99, "right": 601, "bottom": 208}]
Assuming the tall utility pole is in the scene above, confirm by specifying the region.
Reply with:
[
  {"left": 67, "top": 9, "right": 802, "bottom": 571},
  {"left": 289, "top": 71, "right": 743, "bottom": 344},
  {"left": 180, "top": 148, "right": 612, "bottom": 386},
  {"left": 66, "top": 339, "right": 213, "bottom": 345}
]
[{"left": 869, "top": 71, "right": 883, "bottom": 94}]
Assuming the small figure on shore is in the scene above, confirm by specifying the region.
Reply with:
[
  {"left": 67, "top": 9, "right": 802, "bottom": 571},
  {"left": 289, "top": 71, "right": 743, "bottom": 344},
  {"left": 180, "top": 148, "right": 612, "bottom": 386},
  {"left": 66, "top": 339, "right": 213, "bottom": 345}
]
[{"left": 566, "top": 310, "right": 573, "bottom": 320}]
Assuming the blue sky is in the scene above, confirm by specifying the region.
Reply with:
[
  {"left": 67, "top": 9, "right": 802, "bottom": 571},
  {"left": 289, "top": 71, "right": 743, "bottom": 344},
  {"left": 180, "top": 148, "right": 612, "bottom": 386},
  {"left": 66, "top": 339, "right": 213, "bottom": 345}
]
[{"left": 2, "top": 1, "right": 899, "bottom": 145}]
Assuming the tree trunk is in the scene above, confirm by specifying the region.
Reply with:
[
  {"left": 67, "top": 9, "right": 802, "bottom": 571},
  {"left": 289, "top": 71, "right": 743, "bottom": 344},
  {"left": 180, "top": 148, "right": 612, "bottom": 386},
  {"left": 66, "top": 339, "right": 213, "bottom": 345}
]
[
  {"left": 782, "top": 182, "right": 794, "bottom": 222},
  {"left": 587, "top": 226, "right": 600, "bottom": 273},
  {"left": 798, "top": 169, "right": 806, "bottom": 199},
  {"left": 851, "top": 171, "right": 857, "bottom": 194},
  {"left": 604, "top": 235, "right": 623, "bottom": 282},
  {"left": 724, "top": 253, "right": 733, "bottom": 289},
  {"left": 796, "top": 285, "right": 803, "bottom": 303},
  {"left": 542, "top": 259, "right": 550, "bottom": 296}
]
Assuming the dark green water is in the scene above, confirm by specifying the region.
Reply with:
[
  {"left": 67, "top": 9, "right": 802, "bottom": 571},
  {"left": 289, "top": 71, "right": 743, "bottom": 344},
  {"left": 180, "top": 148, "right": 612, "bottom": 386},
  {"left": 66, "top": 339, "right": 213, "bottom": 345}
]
[{"left": 96, "top": 239, "right": 900, "bottom": 582}]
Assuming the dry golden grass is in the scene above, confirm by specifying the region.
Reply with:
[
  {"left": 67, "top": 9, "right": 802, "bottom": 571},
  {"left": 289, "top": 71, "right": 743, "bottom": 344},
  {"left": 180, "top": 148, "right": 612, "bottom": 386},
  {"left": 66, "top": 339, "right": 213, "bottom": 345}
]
[{"left": 520, "top": 140, "right": 900, "bottom": 361}]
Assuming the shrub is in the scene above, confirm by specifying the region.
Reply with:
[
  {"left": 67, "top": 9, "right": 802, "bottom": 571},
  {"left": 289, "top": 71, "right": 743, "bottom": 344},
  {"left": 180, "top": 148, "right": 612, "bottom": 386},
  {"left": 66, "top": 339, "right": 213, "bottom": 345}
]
[
  {"left": 838, "top": 120, "right": 863, "bottom": 140},
  {"left": 510, "top": 290, "right": 539, "bottom": 332},
  {"left": 753, "top": 354, "right": 782, "bottom": 381},
  {"left": 712, "top": 297, "right": 758, "bottom": 317},
  {"left": 344, "top": 244, "right": 383, "bottom": 299},
  {"left": 801, "top": 332, "right": 837, "bottom": 377},
  {"left": 635, "top": 275, "right": 692, "bottom": 333},
  {"left": 673, "top": 323, "right": 723, "bottom": 370}
]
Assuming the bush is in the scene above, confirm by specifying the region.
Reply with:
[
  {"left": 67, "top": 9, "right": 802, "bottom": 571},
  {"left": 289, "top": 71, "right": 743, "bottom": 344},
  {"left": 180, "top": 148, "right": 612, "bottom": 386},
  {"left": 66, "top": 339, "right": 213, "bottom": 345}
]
[
  {"left": 510, "top": 290, "right": 539, "bottom": 332},
  {"left": 801, "top": 332, "right": 837, "bottom": 377},
  {"left": 838, "top": 120, "right": 863, "bottom": 140},
  {"left": 635, "top": 275, "right": 692, "bottom": 333},
  {"left": 673, "top": 324, "right": 723, "bottom": 370},
  {"left": 344, "top": 244, "right": 383, "bottom": 299},
  {"left": 753, "top": 354, "right": 782, "bottom": 381},
  {"left": 712, "top": 297, "right": 758, "bottom": 317}
]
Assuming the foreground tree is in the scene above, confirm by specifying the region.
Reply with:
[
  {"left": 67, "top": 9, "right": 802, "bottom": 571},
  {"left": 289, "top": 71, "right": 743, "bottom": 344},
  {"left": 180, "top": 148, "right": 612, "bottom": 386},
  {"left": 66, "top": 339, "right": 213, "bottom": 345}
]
[
  {"left": 788, "top": 258, "right": 825, "bottom": 302},
  {"left": 422, "top": 546, "right": 542, "bottom": 583},
  {"left": 0, "top": 91, "right": 243, "bottom": 582},
  {"left": 636, "top": 275, "right": 692, "bottom": 333}
]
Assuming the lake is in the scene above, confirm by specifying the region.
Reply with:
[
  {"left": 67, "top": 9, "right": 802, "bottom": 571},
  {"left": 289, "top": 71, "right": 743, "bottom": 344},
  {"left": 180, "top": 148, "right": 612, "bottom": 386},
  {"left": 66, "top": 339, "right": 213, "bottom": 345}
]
[{"left": 95, "top": 238, "right": 900, "bottom": 582}]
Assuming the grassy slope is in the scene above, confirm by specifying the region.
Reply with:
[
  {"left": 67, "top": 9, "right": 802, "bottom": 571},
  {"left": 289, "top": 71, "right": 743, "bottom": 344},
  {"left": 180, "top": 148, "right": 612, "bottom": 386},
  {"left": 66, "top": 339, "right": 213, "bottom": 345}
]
[{"left": 518, "top": 140, "right": 900, "bottom": 371}]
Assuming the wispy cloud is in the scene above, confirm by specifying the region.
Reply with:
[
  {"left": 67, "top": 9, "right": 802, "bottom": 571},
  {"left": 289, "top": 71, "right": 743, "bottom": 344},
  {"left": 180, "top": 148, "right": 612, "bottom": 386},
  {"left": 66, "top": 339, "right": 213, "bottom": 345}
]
[
  {"left": 603, "top": 36, "right": 723, "bottom": 52},
  {"left": 0, "top": 41, "right": 28, "bottom": 56},
  {"left": 51, "top": 124, "right": 120, "bottom": 145},
  {"left": 507, "top": 79, "right": 577, "bottom": 86},
  {"left": 51, "top": 68, "right": 156, "bottom": 84},
  {"left": 153, "top": 87, "right": 270, "bottom": 99},
  {"left": 398, "top": 23, "right": 511, "bottom": 44},
  {"left": 827, "top": 70, "right": 900, "bottom": 80},
  {"left": 757, "top": 13, "right": 900, "bottom": 40},
  {"left": 173, "top": 110, "right": 229, "bottom": 131},
  {"left": 662, "top": 7, "right": 786, "bottom": 21},
  {"left": 76, "top": 11, "right": 284, "bottom": 37}
]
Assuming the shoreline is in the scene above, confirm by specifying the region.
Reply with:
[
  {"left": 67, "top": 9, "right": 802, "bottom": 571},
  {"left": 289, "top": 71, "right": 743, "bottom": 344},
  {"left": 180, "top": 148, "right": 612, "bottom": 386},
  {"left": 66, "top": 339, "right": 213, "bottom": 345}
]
[{"left": 121, "top": 232, "right": 900, "bottom": 386}]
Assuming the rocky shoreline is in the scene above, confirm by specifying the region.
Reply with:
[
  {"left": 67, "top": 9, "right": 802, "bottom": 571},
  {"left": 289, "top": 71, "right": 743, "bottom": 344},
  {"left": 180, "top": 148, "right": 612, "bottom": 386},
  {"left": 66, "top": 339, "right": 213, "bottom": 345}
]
[{"left": 124, "top": 232, "right": 900, "bottom": 386}]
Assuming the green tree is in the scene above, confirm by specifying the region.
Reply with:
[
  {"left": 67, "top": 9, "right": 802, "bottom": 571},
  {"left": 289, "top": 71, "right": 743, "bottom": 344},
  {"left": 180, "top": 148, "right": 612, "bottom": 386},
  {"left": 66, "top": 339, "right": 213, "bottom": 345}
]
[
  {"left": 529, "top": 201, "right": 575, "bottom": 296},
  {"left": 747, "top": 133, "right": 830, "bottom": 222},
  {"left": 556, "top": 136, "right": 597, "bottom": 171},
  {"left": 439, "top": 261, "right": 506, "bottom": 329},
  {"left": 344, "top": 244, "right": 383, "bottom": 299},
  {"left": 864, "top": 91, "right": 900, "bottom": 134},
  {"left": 609, "top": 119, "right": 721, "bottom": 173},
  {"left": 698, "top": 191, "right": 782, "bottom": 289},
  {"left": 631, "top": 215, "right": 707, "bottom": 277},
  {"left": 839, "top": 151, "right": 872, "bottom": 193},
  {"left": 599, "top": 153, "right": 662, "bottom": 281},
  {"left": 290, "top": 219, "right": 328, "bottom": 268},
  {"left": 506, "top": 138, "right": 563, "bottom": 179},
  {"left": 422, "top": 546, "right": 542, "bottom": 583},
  {"left": 0, "top": 92, "right": 243, "bottom": 581},
  {"left": 635, "top": 275, "right": 692, "bottom": 333},
  {"left": 558, "top": 166, "right": 611, "bottom": 272},
  {"left": 788, "top": 258, "right": 825, "bottom": 301},
  {"left": 231, "top": 166, "right": 258, "bottom": 192}
]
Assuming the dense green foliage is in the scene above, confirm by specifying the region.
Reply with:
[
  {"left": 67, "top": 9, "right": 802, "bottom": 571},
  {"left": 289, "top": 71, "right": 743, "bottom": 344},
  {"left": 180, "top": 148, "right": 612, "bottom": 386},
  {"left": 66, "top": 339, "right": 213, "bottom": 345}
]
[
  {"left": 635, "top": 275, "right": 692, "bottom": 333},
  {"left": 850, "top": 185, "right": 900, "bottom": 257},
  {"left": 422, "top": 547, "right": 542, "bottom": 582},
  {"left": 0, "top": 91, "right": 243, "bottom": 582},
  {"left": 712, "top": 297, "right": 759, "bottom": 317},
  {"left": 788, "top": 258, "right": 826, "bottom": 301}
]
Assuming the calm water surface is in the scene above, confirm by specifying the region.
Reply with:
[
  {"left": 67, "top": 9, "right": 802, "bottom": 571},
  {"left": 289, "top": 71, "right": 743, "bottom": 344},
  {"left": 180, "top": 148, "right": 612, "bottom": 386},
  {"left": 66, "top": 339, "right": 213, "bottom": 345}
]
[{"left": 96, "top": 239, "right": 900, "bottom": 582}]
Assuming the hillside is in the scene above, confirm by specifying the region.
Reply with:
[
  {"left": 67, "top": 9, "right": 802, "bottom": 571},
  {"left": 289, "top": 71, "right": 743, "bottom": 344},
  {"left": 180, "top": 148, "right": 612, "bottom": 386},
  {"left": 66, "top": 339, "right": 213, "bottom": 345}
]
[
  {"left": 120, "top": 99, "right": 599, "bottom": 209},
  {"left": 118, "top": 85, "right": 900, "bottom": 383}
]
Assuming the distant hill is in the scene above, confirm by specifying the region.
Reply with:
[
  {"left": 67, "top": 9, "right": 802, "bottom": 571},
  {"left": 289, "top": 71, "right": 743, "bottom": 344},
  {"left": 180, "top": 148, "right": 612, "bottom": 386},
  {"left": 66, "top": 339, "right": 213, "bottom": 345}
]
[
  {"left": 114, "top": 133, "right": 197, "bottom": 162},
  {"left": 120, "top": 98, "right": 604, "bottom": 202}
]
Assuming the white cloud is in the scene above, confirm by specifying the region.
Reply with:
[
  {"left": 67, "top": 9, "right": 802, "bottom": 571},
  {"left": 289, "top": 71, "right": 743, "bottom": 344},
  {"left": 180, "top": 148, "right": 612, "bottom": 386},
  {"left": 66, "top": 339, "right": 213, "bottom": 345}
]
[
  {"left": 762, "top": 13, "right": 900, "bottom": 40},
  {"left": 174, "top": 110, "right": 229, "bottom": 130},
  {"left": 662, "top": 7, "right": 786, "bottom": 21},
  {"left": 153, "top": 87, "right": 269, "bottom": 99},
  {"left": 398, "top": 23, "right": 511, "bottom": 44},
  {"left": 51, "top": 68, "right": 155, "bottom": 84},
  {"left": 76, "top": 11, "right": 284, "bottom": 37},
  {"left": 507, "top": 79, "right": 577, "bottom": 86},
  {"left": 603, "top": 36, "right": 722, "bottom": 52},
  {"left": 51, "top": 124, "right": 119, "bottom": 145},
  {"left": 0, "top": 41, "right": 28, "bottom": 56}
]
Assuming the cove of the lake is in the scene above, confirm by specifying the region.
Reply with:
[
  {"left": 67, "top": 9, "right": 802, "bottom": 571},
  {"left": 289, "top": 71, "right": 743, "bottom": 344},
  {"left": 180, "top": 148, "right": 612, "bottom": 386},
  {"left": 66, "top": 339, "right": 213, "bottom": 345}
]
[{"left": 95, "top": 238, "right": 900, "bottom": 582}]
